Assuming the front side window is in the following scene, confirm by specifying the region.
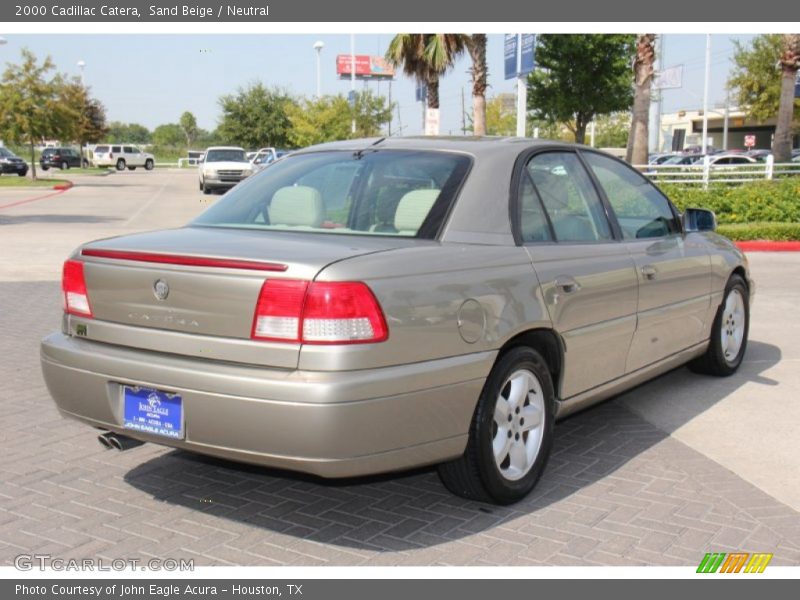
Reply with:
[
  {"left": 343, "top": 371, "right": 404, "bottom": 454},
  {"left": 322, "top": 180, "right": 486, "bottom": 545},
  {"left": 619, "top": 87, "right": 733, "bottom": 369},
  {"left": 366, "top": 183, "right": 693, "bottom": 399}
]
[
  {"left": 523, "top": 152, "right": 612, "bottom": 243},
  {"left": 193, "top": 150, "right": 470, "bottom": 238},
  {"left": 583, "top": 151, "right": 680, "bottom": 239}
]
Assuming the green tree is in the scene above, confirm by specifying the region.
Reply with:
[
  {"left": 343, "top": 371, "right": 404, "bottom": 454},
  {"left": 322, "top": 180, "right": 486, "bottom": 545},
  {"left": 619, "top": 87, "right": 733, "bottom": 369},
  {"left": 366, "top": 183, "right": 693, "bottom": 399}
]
[
  {"left": 594, "top": 112, "right": 631, "bottom": 148},
  {"left": 626, "top": 34, "right": 657, "bottom": 164},
  {"left": 106, "top": 121, "right": 151, "bottom": 144},
  {"left": 0, "top": 49, "right": 77, "bottom": 179},
  {"left": 729, "top": 35, "right": 797, "bottom": 124},
  {"left": 527, "top": 34, "right": 635, "bottom": 144},
  {"left": 217, "top": 83, "right": 294, "bottom": 148},
  {"left": 287, "top": 91, "right": 392, "bottom": 148},
  {"left": 63, "top": 80, "right": 108, "bottom": 162},
  {"left": 179, "top": 111, "right": 198, "bottom": 147},
  {"left": 151, "top": 123, "right": 185, "bottom": 147},
  {"left": 386, "top": 34, "right": 465, "bottom": 133},
  {"left": 773, "top": 34, "right": 800, "bottom": 162},
  {"left": 482, "top": 94, "right": 516, "bottom": 136}
]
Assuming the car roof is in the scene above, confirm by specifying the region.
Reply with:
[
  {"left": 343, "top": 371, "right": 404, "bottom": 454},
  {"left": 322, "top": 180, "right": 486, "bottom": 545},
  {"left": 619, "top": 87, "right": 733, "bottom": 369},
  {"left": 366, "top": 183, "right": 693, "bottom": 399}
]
[
  {"left": 293, "top": 136, "right": 577, "bottom": 161},
  {"left": 206, "top": 146, "right": 245, "bottom": 151}
]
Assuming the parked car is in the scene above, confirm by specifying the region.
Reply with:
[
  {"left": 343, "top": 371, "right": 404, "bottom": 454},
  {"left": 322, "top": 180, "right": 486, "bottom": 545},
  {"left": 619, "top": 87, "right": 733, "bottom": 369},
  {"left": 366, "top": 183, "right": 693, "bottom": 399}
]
[
  {"left": 250, "top": 147, "right": 278, "bottom": 172},
  {"left": 198, "top": 146, "right": 253, "bottom": 194},
  {"left": 745, "top": 149, "right": 772, "bottom": 162},
  {"left": 39, "top": 147, "right": 86, "bottom": 170},
  {"left": 0, "top": 147, "right": 28, "bottom": 177},
  {"left": 92, "top": 145, "right": 155, "bottom": 171},
  {"left": 647, "top": 152, "right": 678, "bottom": 165},
  {"left": 41, "top": 138, "right": 753, "bottom": 504},
  {"left": 660, "top": 154, "right": 700, "bottom": 166},
  {"left": 702, "top": 153, "right": 757, "bottom": 166}
]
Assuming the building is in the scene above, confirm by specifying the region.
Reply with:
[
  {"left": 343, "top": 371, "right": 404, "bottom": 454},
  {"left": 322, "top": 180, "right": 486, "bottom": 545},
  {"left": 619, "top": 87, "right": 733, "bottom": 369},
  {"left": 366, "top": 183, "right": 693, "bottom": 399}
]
[{"left": 657, "top": 107, "right": 799, "bottom": 152}]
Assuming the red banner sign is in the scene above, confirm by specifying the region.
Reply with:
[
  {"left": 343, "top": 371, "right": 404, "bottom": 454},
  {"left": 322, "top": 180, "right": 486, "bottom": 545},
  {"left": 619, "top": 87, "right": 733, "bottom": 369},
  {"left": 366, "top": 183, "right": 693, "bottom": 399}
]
[{"left": 336, "top": 55, "right": 395, "bottom": 79}]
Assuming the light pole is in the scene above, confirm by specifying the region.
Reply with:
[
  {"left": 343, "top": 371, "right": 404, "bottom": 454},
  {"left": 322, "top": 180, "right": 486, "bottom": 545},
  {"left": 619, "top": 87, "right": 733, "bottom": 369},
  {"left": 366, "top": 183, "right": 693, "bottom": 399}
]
[
  {"left": 77, "top": 60, "right": 87, "bottom": 167},
  {"left": 701, "top": 34, "right": 711, "bottom": 152},
  {"left": 313, "top": 41, "right": 324, "bottom": 99}
]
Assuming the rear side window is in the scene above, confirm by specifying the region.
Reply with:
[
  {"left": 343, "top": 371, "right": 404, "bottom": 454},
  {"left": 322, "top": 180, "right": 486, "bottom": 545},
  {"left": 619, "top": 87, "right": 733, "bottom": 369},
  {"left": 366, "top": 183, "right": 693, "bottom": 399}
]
[
  {"left": 583, "top": 152, "right": 680, "bottom": 239},
  {"left": 193, "top": 150, "right": 471, "bottom": 238},
  {"left": 112, "top": 146, "right": 121, "bottom": 153},
  {"left": 523, "top": 152, "right": 612, "bottom": 243}
]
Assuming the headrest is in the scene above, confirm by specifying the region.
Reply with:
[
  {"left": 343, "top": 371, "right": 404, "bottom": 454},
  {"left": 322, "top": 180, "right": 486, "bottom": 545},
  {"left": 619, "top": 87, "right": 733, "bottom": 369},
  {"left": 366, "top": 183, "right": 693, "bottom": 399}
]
[
  {"left": 394, "top": 189, "right": 440, "bottom": 233},
  {"left": 268, "top": 186, "right": 324, "bottom": 227}
]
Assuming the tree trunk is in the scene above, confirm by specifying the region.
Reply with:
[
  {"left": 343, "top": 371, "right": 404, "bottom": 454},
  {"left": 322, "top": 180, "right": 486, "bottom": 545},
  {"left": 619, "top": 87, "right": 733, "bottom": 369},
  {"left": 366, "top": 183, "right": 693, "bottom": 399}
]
[
  {"left": 29, "top": 140, "right": 37, "bottom": 180},
  {"left": 626, "top": 34, "right": 656, "bottom": 165},
  {"left": 469, "top": 34, "right": 488, "bottom": 136},
  {"left": 426, "top": 75, "right": 440, "bottom": 110},
  {"left": 574, "top": 122, "right": 586, "bottom": 145},
  {"left": 772, "top": 34, "right": 799, "bottom": 163}
]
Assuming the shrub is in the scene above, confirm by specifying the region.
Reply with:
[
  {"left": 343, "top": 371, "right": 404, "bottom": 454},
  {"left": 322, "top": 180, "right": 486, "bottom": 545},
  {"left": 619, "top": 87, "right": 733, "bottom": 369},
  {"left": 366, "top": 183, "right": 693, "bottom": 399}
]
[
  {"left": 659, "top": 179, "right": 800, "bottom": 224},
  {"left": 716, "top": 222, "right": 800, "bottom": 241}
]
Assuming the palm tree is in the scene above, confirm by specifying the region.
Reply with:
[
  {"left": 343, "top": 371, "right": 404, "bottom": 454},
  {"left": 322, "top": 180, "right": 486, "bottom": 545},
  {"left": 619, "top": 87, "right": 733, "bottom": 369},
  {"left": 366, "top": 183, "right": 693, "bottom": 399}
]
[
  {"left": 386, "top": 34, "right": 465, "bottom": 134},
  {"left": 626, "top": 34, "right": 656, "bottom": 165},
  {"left": 772, "top": 34, "right": 800, "bottom": 163},
  {"left": 465, "top": 34, "right": 489, "bottom": 136}
]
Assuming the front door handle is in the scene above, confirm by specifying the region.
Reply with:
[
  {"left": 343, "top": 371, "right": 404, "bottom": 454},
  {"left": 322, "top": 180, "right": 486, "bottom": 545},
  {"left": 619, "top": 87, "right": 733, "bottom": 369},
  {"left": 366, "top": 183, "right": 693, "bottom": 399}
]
[
  {"left": 641, "top": 265, "right": 657, "bottom": 280},
  {"left": 554, "top": 277, "right": 581, "bottom": 294}
]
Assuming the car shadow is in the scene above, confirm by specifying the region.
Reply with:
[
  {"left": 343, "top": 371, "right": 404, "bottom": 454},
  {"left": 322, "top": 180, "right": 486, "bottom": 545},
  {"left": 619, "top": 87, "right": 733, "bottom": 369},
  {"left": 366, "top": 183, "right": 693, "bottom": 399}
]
[
  {"left": 123, "top": 340, "right": 781, "bottom": 552},
  {"left": 0, "top": 214, "right": 123, "bottom": 225}
]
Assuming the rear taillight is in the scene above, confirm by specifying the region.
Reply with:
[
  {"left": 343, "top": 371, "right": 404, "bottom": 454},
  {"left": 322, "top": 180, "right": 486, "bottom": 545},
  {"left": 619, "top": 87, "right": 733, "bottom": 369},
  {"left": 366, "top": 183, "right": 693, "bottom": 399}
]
[
  {"left": 62, "top": 259, "right": 93, "bottom": 317},
  {"left": 251, "top": 280, "right": 388, "bottom": 344},
  {"left": 108, "top": 153, "right": 113, "bottom": 158}
]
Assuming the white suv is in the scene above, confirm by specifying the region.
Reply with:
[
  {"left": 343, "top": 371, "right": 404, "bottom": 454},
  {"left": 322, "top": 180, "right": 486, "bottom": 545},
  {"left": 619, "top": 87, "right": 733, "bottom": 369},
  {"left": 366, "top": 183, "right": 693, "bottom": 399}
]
[
  {"left": 92, "top": 145, "right": 155, "bottom": 171},
  {"left": 199, "top": 146, "right": 254, "bottom": 194}
]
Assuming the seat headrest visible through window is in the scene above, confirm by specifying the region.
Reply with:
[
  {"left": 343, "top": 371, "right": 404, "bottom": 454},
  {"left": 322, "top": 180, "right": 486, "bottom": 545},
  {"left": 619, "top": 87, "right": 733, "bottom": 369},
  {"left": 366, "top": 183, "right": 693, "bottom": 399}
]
[
  {"left": 393, "top": 189, "right": 440, "bottom": 234},
  {"left": 268, "top": 186, "right": 325, "bottom": 227}
]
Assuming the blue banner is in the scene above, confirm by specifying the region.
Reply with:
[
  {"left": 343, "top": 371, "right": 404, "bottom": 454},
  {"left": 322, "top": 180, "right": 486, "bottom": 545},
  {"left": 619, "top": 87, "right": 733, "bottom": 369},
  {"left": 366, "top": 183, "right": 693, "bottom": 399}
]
[
  {"left": 520, "top": 33, "right": 536, "bottom": 76},
  {"left": 504, "top": 34, "right": 518, "bottom": 80}
]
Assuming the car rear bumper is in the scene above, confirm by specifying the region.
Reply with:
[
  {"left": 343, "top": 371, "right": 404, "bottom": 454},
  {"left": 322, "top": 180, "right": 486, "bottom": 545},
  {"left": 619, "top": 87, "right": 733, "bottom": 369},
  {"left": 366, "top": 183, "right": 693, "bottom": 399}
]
[{"left": 40, "top": 332, "right": 492, "bottom": 477}]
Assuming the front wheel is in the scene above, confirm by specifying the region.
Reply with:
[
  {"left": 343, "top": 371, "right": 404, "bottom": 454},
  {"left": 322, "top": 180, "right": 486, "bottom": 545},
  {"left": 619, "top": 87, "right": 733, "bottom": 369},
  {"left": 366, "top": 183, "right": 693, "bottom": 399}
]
[
  {"left": 61, "top": 161, "right": 69, "bottom": 170},
  {"left": 144, "top": 159, "right": 154, "bottom": 171},
  {"left": 689, "top": 274, "right": 749, "bottom": 376},
  {"left": 438, "top": 346, "right": 555, "bottom": 504}
]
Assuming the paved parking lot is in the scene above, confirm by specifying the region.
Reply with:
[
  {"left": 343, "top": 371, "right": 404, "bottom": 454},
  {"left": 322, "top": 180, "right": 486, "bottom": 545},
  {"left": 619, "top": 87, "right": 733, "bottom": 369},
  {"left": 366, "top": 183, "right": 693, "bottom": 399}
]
[{"left": 1, "top": 170, "right": 799, "bottom": 566}]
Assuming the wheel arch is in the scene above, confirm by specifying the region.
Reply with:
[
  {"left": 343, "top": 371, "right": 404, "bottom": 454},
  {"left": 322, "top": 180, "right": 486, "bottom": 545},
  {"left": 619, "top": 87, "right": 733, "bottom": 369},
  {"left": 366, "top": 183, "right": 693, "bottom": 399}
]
[{"left": 495, "top": 328, "right": 564, "bottom": 399}]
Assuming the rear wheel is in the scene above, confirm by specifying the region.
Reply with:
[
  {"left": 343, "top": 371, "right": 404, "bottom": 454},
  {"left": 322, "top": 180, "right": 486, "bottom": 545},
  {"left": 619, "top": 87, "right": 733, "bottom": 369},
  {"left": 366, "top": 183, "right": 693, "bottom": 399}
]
[
  {"left": 144, "top": 159, "right": 154, "bottom": 171},
  {"left": 438, "top": 347, "right": 555, "bottom": 504},
  {"left": 689, "top": 274, "right": 749, "bottom": 376},
  {"left": 41, "top": 165, "right": 49, "bottom": 171},
  {"left": 61, "top": 161, "right": 69, "bottom": 170},
  {"left": 116, "top": 159, "right": 126, "bottom": 171}
]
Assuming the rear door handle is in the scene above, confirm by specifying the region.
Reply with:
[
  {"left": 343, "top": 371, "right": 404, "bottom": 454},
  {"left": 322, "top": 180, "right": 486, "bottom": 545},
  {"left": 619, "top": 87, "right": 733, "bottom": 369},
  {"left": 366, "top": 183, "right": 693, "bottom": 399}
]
[
  {"left": 554, "top": 277, "right": 581, "bottom": 294},
  {"left": 641, "top": 265, "right": 657, "bottom": 280}
]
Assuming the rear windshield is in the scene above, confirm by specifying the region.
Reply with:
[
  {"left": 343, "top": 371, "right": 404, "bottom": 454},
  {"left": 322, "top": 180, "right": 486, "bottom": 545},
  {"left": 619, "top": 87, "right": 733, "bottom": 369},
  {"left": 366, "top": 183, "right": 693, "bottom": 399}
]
[
  {"left": 42, "top": 148, "right": 56, "bottom": 156},
  {"left": 94, "top": 145, "right": 109, "bottom": 153},
  {"left": 192, "top": 150, "right": 471, "bottom": 238}
]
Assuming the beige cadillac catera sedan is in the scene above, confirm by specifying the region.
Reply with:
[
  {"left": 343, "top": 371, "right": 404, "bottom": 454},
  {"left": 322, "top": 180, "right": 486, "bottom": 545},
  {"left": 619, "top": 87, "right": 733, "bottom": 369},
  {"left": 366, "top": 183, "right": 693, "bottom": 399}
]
[{"left": 41, "top": 138, "right": 753, "bottom": 504}]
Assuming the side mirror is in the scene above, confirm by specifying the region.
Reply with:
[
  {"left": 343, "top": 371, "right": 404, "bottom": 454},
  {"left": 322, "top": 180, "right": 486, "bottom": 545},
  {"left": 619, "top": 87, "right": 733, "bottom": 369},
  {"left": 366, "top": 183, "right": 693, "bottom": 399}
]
[
  {"left": 683, "top": 208, "right": 716, "bottom": 232},
  {"left": 198, "top": 154, "right": 205, "bottom": 163}
]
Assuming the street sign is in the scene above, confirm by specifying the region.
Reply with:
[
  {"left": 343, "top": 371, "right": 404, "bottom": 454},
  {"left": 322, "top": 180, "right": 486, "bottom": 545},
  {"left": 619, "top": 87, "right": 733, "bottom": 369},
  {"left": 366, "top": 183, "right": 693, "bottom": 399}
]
[
  {"left": 424, "top": 108, "right": 440, "bottom": 136},
  {"left": 744, "top": 134, "right": 756, "bottom": 149},
  {"left": 520, "top": 34, "right": 536, "bottom": 76},
  {"left": 504, "top": 34, "right": 517, "bottom": 80},
  {"left": 654, "top": 64, "right": 683, "bottom": 90},
  {"left": 348, "top": 90, "right": 357, "bottom": 107}
]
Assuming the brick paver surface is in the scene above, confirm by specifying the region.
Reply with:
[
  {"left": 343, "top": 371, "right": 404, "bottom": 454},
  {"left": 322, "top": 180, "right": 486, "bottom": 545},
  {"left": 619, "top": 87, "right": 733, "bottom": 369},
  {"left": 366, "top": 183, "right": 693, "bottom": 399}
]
[{"left": 2, "top": 281, "right": 800, "bottom": 566}]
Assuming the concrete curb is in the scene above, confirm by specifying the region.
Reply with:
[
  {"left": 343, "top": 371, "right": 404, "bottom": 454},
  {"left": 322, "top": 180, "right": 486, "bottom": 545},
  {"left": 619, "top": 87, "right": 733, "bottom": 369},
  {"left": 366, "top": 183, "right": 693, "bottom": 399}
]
[{"left": 736, "top": 241, "right": 800, "bottom": 252}]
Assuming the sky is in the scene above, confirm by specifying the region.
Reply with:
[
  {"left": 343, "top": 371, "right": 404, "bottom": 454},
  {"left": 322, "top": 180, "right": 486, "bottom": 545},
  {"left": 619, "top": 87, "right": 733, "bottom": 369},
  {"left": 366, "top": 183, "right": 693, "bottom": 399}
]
[{"left": 1, "top": 33, "right": 756, "bottom": 139}]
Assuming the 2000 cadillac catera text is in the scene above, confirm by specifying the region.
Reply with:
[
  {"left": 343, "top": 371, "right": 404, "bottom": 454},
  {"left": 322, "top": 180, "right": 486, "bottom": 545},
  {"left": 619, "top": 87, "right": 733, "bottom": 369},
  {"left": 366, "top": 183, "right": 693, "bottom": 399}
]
[{"left": 40, "top": 137, "right": 753, "bottom": 504}]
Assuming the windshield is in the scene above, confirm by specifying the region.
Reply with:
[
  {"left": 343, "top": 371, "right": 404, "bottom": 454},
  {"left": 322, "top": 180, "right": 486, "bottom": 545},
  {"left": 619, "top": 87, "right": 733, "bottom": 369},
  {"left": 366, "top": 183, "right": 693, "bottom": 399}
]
[
  {"left": 0, "top": 148, "right": 14, "bottom": 158},
  {"left": 193, "top": 150, "right": 471, "bottom": 238},
  {"left": 206, "top": 149, "right": 247, "bottom": 163}
]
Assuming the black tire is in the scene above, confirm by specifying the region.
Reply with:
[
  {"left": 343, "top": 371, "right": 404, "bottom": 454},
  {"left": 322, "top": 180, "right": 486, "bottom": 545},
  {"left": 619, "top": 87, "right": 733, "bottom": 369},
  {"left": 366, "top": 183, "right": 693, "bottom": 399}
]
[
  {"left": 116, "top": 159, "right": 126, "bottom": 171},
  {"left": 689, "top": 274, "right": 749, "bottom": 376},
  {"left": 438, "top": 346, "right": 555, "bottom": 504},
  {"left": 202, "top": 182, "right": 212, "bottom": 195},
  {"left": 61, "top": 161, "right": 69, "bottom": 170},
  {"left": 19, "top": 170, "right": 27, "bottom": 177},
  {"left": 41, "top": 165, "right": 49, "bottom": 171},
  {"left": 82, "top": 159, "right": 89, "bottom": 168},
  {"left": 144, "top": 159, "right": 154, "bottom": 171}
]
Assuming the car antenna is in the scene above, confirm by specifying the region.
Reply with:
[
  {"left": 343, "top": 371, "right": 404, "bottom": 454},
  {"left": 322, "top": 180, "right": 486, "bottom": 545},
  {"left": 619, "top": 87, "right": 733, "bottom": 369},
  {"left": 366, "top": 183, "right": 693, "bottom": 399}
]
[{"left": 353, "top": 137, "right": 385, "bottom": 159}]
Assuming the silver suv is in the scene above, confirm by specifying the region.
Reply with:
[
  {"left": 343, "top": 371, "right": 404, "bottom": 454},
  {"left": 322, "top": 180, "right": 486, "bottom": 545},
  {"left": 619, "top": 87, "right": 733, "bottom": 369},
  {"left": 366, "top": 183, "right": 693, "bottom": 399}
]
[{"left": 92, "top": 145, "right": 155, "bottom": 171}]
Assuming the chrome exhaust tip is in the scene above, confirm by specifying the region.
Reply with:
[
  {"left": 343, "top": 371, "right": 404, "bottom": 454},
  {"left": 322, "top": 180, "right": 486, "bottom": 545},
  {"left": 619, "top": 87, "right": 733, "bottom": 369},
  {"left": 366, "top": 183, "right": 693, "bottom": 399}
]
[{"left": 98, "top": 432, "right": 145, "bottom": 451}]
